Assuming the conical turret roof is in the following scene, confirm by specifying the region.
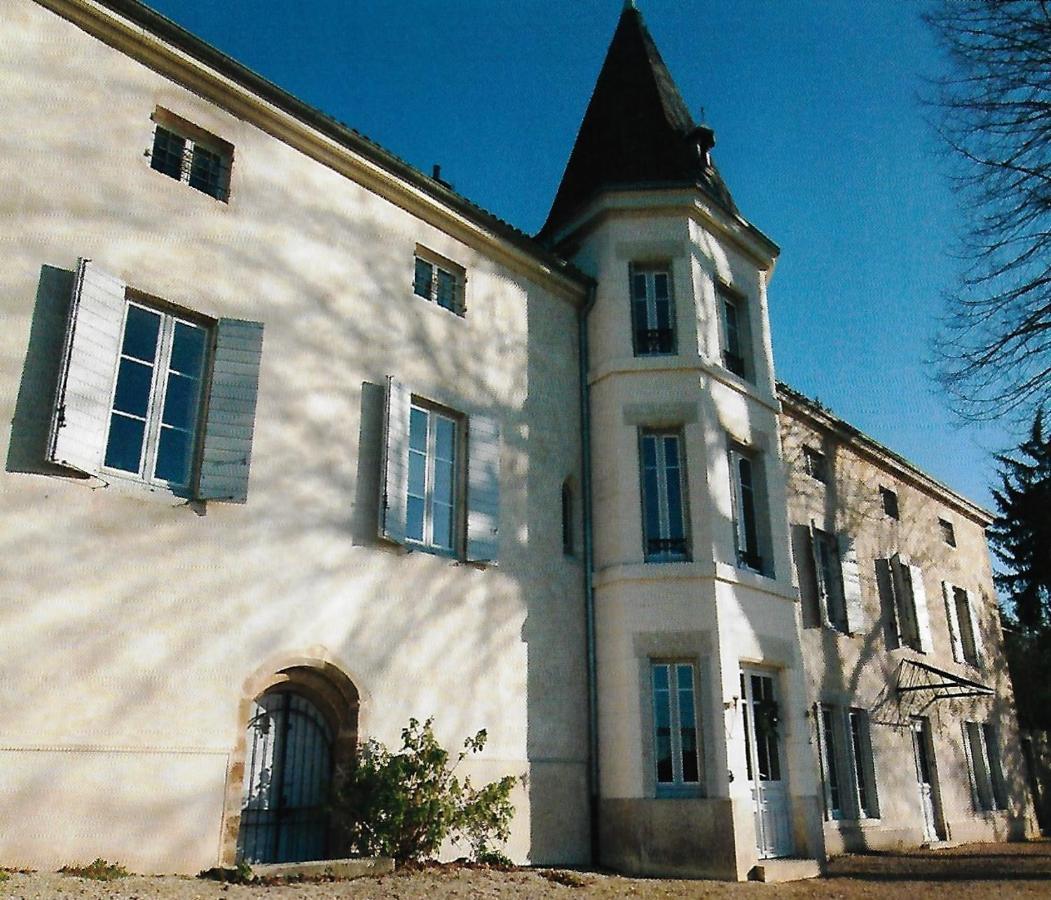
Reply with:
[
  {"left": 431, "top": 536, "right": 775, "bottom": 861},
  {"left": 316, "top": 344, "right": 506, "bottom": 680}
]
[{"left": 540, "top": 4, "right": 737, "bottom": 238}]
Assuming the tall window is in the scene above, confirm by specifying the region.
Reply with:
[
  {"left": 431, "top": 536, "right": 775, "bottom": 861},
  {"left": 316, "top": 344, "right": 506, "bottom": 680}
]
[
  {"left": 103, "top": 300, "right": 208, "bottom": 489},
  {"left": 406, "top": 404, "right": 459, "bottom": 552},
  {"left": 950, "top": 585, "right": 982, "bottom": 666},
  {"left": 964, "top": 721, "right": 1007, "bottom": 812},
  {"left": 729, "top": 446, "right": 765, "bottom": 573},
  {"left": 939, "top": 518, "right": 957, "bottom": 548},
  {"left": 640, "top": 430, "right": 688, "bottom": 561},
  {"left": 718, "top": 286, "right": 751, "bottom": 380},
  {"left": 816, "top": 704, "right": 880, "bottom": 821},
  {"left": 813, "top": 528, "right": 848, "bottom": 631},
  {"left": 149, "top": 111, "right": 232, "bottom": 201},
  {"left": 819, "top": 705, "right": 844, "bottom": 819},
  {"left": 849, "top": 709, "right": 879, "bottom": 818},
  {"left": 631, "top": 266, "right": 675, "bottom": 355},
  {"left": 652, "top": 662, "right": 701, "bottom": 791}
]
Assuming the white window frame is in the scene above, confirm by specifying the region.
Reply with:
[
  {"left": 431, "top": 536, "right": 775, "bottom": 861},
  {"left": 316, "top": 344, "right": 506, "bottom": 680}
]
[
  {"left": 413, "top": 248, "right": 465, "bottom": 315},
  {"left": 729, "top": 445, "right": 766, "bottom": 574},
  {"left": 718, "top": 285, "right": 750, "bottom": 380},
  {"left": 148, "top": 110, "right": 232, "bottom": 202},
  {"left": 651, "top": 661, "right": 702, "bottom": 794},
  {"left": 816, "top": 704, "right": 880, "bottom": 822},
  {"left": 848, "top": 708, "right": 879, "bottom": 819},
  {"left": 640, "top": 429, "right": 689, "bottom": 562},
  {"left": 939, "top": 517, "right": 957, "bottom": 548},
  {"left": 803, "top": 445, "right": 828, "bottom": 483},
  {"left": 964, "top": 721, "right": 1008, "bottom": 812},
  {"left": 889, "top": 556, "right": 934, "bottom": 653},
  {"left": 101, "top": 298, "right": 210, "bottom": 492},
  {"left": 405, "top": 402, "right": 462, "bottom": 554},
  {"left": 813, "top": 528, "right": 848, "bottom": 631},
  {"left": 631, "top": 265, "right": 675, "bottom": 356}
]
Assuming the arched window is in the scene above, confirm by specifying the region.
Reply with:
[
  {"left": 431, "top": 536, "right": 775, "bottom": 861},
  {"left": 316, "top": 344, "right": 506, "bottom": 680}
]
[{"left": 239, "top": 688, "right": 334, "bottom": 863}]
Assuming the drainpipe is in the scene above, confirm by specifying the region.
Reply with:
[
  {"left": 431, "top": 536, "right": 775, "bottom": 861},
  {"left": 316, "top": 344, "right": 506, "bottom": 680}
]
[{"left": 578, "top": 281, "right": 599, "bottom": 864}]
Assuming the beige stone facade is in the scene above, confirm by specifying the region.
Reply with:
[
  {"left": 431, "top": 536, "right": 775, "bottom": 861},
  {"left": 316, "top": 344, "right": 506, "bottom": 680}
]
[
  {"left": 0, "top": 0, "right": 1036, "bottom": 882},
  {"left": 2, "top": 0, "right": 589, "bottom": 874},
  {"left": 780, "top": 387, "right": 1038, "bottom": 852}
]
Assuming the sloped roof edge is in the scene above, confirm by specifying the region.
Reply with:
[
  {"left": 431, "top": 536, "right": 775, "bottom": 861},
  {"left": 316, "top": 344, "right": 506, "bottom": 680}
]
[
  {"left": 83, "top": 0, "right": 590, "bottom": 291},
  {"left": 777, "top": 381, "right": 993, "bottom": 524}
]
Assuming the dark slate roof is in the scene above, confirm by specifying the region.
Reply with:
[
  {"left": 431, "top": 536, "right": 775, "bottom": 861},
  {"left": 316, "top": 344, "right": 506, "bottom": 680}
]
[{"left": 539, "top": 3, "right": 739, "bottom": 239}]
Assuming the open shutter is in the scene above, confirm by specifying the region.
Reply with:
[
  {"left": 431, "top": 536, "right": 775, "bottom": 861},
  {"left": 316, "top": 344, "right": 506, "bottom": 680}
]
[
  {"left": 197, "top": 318, "right": 264, "bottom": 503},
  {"left": 48, "top": 258, "right": 125, "bottom": 475},
  {"left": 965, "top": 589, "right": 985, "bottom": 666},
  {"left": 876, "top": 558, "right": 902, "bottom": 648},
  {"left": 942, "top": 582, "right": 964, "bottom": 662},
  {"left": 379, "top": 376, "right": 411, "bottom": 544},
  {"left": 466, "top": 413, "right": 501, "bottom": 563},
  {"left": 908, "top": 563, "right": 934, "bottom": 653},
  {"left": 839, "top": 533, "right": 865, "bottom": 635},
  {"left": 809, "top": 520, "right": 830, "bottom": 626},
  {"left": 813, "top": 704, "right": 834, "bottom": 820}
]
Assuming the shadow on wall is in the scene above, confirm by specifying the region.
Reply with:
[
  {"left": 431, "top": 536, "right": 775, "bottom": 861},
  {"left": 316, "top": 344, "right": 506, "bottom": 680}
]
[
  {"left": 2, "top": 117, "right": 586, "bottom": 868},
  {"left": 782, "top": 424, "right": 1033, "bottom": 850}
]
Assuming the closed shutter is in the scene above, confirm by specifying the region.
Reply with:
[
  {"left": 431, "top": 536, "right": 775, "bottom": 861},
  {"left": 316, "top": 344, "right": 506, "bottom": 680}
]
[
  {"left": 466, "top": 413, "right": 501, "bottom": 564},
  {"left": 197, "top": 318, "right": 264, "bottom": 503},
  {"left": 908, "top": 563, "right": 934, "bottom": 653},
  {"left": 942, "top": 582, "right": 964, "bottom": 663},
  {"left": 965, "top": 589, "right": 985, "bottom": 666},
  {"left": 48, "top": 258, "right": 125, "bottom": 475},
  {"left": 839, "top": 534, "right": 865, "bottom": 635},
  {"left": 379, "top": 376, "right": 411, "bottom": 544}
]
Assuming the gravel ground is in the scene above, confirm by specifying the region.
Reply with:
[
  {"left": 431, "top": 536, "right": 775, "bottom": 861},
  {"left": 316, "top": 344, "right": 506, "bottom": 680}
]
[{"left": 3, "top": 842, "right": 1050, "bottom": 900}]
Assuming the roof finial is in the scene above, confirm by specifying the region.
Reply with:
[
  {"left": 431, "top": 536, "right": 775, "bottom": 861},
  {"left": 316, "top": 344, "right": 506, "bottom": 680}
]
[{"left": 623, "top": 0, "right": 637, "bottom": 10}]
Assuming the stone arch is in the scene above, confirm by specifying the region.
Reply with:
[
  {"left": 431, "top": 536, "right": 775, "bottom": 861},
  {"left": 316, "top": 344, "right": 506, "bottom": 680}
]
[{"left": 219, "top": 653, "right": 362, "bottom": 865}]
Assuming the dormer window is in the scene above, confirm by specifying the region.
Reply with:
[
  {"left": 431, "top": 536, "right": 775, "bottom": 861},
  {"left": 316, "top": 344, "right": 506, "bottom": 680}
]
[{"left": 631, "top": 265, "right": 675, "bottom": 356}]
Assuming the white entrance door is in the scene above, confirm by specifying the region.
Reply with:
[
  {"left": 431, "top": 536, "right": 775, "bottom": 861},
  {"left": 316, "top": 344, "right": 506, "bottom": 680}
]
[
  {"left": 911, "top": 717, "right": 943, "bottom": 843},
  {"left": 741, "top": 669, "right": 793, "bottom": 858}
]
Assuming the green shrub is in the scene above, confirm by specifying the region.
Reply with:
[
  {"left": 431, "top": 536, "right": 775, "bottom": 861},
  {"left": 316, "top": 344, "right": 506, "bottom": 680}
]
[
  {"left": 332, "top": 717, "right": 518, "bottom": 864},
  {"left": 58, "top": 858, "right": 129, "bottom": 880},
  {"left": 0, "top": 870, "right": 9, "bottom": 882},
  {"left": 198, "top": 860, "right": 254, "bottom": 883}
]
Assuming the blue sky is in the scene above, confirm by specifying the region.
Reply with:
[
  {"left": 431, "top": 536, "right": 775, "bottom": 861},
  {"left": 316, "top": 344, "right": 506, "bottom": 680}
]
[{"left": 144, "top": 0, "right": 1011, "bottom": 511}]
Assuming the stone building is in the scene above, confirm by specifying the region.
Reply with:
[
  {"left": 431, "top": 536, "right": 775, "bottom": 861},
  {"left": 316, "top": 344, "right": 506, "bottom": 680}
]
[{"left": 0, "top": 0, "right": 1036, "bottom": 882}]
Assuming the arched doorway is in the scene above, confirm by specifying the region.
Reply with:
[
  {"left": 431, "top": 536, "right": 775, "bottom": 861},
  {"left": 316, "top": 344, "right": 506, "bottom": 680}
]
[{"left": 235, "top": 663, "right": 360, "bottom": 864}]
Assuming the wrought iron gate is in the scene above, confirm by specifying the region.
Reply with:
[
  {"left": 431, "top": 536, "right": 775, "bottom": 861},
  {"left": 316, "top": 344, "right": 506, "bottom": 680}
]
[{"left": 238, "top": 690, "right": 334, "bottom": 863}]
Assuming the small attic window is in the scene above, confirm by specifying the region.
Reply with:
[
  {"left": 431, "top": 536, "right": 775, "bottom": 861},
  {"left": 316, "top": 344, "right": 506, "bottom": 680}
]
[{"left": 148, "top": 108, "right": 233, "bottom": 202}]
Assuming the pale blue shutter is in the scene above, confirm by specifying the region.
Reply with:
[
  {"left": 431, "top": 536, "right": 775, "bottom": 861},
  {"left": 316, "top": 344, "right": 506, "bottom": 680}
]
[
  {"left": 466, "top": 413, "right": 501, "bottom": 563},
  {"left": 379, "top": 377, "right": 411, "bottom": 544},
  {"left": 943, "top": 582, "right": 964, "bottom": 663},
  {"left": 839, "top": 534, "right": 865, "bottom": 634},
  {"left": 197, "top": 318, "right": 264, "bottom": 503},
  {"left": 48, "top": 258, "right": 126, "bottom": 475},
  {"left": 965, "top": 589, "right": 985, "bottom": 666},
  {"left": 908, "top": 563, "right": 935, "bottom": 653}
]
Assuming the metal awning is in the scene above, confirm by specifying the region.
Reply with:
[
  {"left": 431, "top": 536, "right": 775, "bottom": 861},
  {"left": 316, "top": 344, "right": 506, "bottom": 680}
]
[{"left": 896, "top": 658, "right": 994, "bottom": 700}]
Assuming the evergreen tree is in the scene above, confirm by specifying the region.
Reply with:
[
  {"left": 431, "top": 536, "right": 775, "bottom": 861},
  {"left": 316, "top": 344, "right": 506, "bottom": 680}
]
[{"left": 989, "top": 410, "right": 1051, "bottom": 630}]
